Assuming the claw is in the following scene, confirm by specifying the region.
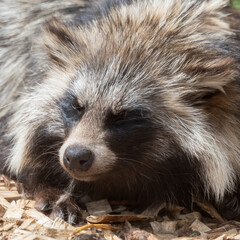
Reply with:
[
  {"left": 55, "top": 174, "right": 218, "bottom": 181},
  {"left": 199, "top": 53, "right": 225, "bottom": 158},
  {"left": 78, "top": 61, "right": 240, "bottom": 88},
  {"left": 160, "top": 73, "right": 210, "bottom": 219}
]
[
  {"left": 68, "top": 212, "right": 78, "bottom": 225},
  {"left": 50, "top": 205, "right": 65, "bottom": 220},
  {"left": 33, "top": 187, "right": 82, "bottom": 225},
  {"left": 35, "top": 199, "right": 51, "bottom": 212}
]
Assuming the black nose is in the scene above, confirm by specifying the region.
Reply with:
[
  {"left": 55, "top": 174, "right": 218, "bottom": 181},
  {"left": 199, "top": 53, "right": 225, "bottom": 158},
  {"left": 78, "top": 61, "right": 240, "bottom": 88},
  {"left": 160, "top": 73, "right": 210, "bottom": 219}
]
[{"left": 63, "top": 145, "right": 94, "bottom": 172}]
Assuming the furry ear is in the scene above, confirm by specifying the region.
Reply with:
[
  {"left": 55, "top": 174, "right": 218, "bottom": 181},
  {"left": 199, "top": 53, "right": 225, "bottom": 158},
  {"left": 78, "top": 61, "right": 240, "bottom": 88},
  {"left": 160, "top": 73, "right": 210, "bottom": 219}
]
[
  {"left": 43, "top": 18, "right": 80, "bottom": 69},
  {"left": 181, "top": 52, "right": 238, "bottom": 104}
]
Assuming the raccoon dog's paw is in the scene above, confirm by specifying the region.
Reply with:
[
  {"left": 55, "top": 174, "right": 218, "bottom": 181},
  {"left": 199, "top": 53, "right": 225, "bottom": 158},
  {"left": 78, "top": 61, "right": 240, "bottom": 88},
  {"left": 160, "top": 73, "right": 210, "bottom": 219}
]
[
  {"left": 34, "top": 187, "right": 60, "bottom": 212},
  {"left": 49, "top": 195, "right": 82, "bottom": 225},
  {"left": 34, "top": 188, "right": 82, "bottom": 225}
]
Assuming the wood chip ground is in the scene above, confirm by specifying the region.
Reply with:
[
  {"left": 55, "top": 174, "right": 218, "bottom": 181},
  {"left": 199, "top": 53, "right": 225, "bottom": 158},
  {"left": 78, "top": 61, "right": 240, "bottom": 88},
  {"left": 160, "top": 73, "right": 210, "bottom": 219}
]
[{"left": 0, "top": 176, "right": 240, "bottom": 240}]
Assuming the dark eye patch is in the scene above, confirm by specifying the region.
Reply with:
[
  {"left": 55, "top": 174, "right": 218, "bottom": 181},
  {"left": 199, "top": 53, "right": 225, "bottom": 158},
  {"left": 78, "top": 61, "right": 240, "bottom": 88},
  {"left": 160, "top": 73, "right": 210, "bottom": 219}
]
[
  {"left": 105, "top": 108, "right": 149, "bottom": 127},
  {"left": 104, "top": 108, "right": 155, "bottom": 161},
  {"left": 108, "top": 110, "right": 127, "bottom": 124},
  {"left": 58, "top": 92, "right": 84, "bottom": 130}
]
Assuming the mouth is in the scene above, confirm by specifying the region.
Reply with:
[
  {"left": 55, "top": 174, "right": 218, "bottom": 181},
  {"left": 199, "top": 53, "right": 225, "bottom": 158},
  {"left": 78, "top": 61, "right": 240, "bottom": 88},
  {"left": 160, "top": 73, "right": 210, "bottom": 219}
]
[
  {"left": 59, "top": 159, "right": 99, "bottom": 181},
  {"left": 66, "top": 170, "right": 106, "bottom": 182}
]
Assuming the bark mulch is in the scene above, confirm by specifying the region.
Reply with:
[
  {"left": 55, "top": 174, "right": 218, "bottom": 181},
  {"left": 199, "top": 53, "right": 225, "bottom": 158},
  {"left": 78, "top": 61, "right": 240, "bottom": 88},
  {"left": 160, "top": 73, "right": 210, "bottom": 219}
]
[{"left": 0, "top": 176, "right": 240, "bottom": 240}]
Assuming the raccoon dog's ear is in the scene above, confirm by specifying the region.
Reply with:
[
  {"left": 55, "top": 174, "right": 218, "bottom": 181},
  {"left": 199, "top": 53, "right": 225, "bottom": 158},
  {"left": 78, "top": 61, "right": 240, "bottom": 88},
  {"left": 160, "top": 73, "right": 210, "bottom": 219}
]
[
  {"left": 181, "top": 54, "right": 238, "bottom": 103},
  {"left": 194, "top": 57, "right": 236, "bottom": 93},
  {"left": 43, "top": 18, "right": 80, "bottom": 69}
]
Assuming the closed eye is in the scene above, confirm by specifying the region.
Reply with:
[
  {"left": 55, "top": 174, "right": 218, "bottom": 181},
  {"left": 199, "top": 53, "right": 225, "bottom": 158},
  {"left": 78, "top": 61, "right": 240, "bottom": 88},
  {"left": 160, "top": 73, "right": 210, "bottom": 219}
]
[
  {"left": 111, "top": 110, "right": 127, "bottom": 123},
  {"left": 105, "top": 109, "right": 148, "bottom": 126},
  {"left": 59, "top": 92, "right": 85, "bottom": 129},
  {"left": 71, "top": 100, "right": 84, "bottom": 113}
]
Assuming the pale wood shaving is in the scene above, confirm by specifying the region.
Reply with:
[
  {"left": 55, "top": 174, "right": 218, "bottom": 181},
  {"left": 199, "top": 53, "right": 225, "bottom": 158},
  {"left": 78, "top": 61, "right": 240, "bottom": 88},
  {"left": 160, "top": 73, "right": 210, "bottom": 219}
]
[
  {"left": 150, "top": 221, "right": 177, "bottom": 234},
  {"left": 0, "top": 223, "right": 15, "bottom": 232},
  {"left": 3, "top": 207, "right": 24, "bottom": 220},
  {"left": 0, "top": 195, "right": 12, "bottom": 209},
  {"left": 86, "top": 199, "right": 112, "bottom": 215},
  {"left": 190, "top": 219, "right": 211, "bottom": 233}
]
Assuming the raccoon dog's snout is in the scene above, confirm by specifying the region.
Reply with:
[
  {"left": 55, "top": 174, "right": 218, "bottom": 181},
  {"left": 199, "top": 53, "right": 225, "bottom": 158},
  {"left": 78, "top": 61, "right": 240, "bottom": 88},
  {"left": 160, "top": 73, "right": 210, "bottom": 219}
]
[{"left": 63, "top": 145, "right": 94, "bottom": 172}]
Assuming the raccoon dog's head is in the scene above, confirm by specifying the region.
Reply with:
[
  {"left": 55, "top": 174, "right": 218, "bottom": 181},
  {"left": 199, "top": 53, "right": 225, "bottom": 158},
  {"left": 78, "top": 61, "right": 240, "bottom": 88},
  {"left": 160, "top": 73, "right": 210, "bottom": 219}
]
[
  {"left": 58, "top": 82, "right": 159, "bottom": 182},
  {"left": 8, "top": 0, "right": 240, "bottom": 199}
]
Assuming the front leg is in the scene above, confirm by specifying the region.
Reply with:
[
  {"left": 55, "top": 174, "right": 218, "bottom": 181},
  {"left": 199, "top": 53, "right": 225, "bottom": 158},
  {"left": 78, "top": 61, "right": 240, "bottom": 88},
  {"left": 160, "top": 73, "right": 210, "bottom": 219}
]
[
  {"left": 18, "top": 183, "right": 83, "bottom": 225},
  {"left": 32, "top": 186, "right": 82, "bottom": 225},
  {"left": 16, "top": 167, "right": 85, "bottom": 225},
  {"left": 48, "top": 191, "right": 82, "bottom": 225}
]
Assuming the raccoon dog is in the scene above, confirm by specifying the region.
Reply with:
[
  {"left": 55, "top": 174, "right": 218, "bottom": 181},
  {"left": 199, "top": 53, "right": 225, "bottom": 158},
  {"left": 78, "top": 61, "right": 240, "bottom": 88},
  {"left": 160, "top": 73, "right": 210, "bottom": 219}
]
[{"left": 1, "top": 0, "right": 240, "bottom": 223}]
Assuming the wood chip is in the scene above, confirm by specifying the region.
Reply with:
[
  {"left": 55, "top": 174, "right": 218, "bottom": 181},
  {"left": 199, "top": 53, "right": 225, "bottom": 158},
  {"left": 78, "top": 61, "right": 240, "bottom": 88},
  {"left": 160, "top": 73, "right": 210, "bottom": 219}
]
[
  {"left": 19, "top": 219, "right": 36, "bottom": 230},
  {"left": 190, "top": 219, "right": 211, "bottom": 233},
  {"left": 194, "top": 199, "right": 225, "bottom": 223},
  {"left": 34, "top": 216, "right": 74, "bottom": 233},
  {"left": 0, "top": 195, "right": 12, "bottom": 209},
  {"left": 150, "top": 221, "right": 177, "bottom": 234},
  {"left": 141, "top": 202, "right": 166, "bottom": 217},
  {"left": 0, "top": 176, "right": 16, "bottom": 189},
  {"left": 86, "top": 199, "right": 112, "bottom": 215},
  {"left": 172, "top": 237, "right": 201, "bottom": 240},
  {"left": 161, "top": 221, "right": 177, "bottom": 234},
  {"left": 103, "top": 230, "right": 122, "bottom": 240},
  {"left": 3, "top": 207, "right": 24, "bottom": 219},
  {"left": 25, "top": 209, "right": 50, "bottom": 221},
  {"left": 155, "top": 234, "right": 177, "bottom": 240},
  {"left": 213, "top": 234, "right": 227, "bottom": 240},
  {"left": 207, "top": 224, "right": 237, "bottom": 235},
  {"left": 0, "top": 223, "right": 15, "bottom": 231},
  {"left": 149, "top": 233, "right": 167, "bottom": 240},
  {"left": 13, "top": 229, "right": 56, "bottom": 240},
  {"left": 11, "top": 199, "right": 35, "bottom": 209},
  {"left": 111, "top": 205, "right": 127, "bottom": 214},
  {"left": 51, "top": 217, "right": 75, "bottom": 231},
  {"left": 0, "top": 204, "right": 6, "bottom": 217},
  {"left": 23, "top": 236, "right": 56, "bottom": 240},
  {"left": 151, "top": 221, "right": 162, "bottom": 234},
  {"left": 178, "top": 212, "right": 201, "bottom": 222},
  {"left": 225, "top": 228, "right": 238, "bottom": 236},
  {"left": 71, "top": 224, "right": 121, "bottom": 237},
  {"left": 208, "top": 229, "right": 238, "bottom": 240},
  {"left": 124, "top": 228, "right": 151, "bottom": 240},
  {"left": 233, "top": 233, "right": 240, "bottom": 239},
  {"left": 13, "top": 228, "right": 32, "bottom": 235},
  {"left": 36, "top": 217, "right": 56, "bottom": 229},
  {"left": 87, "top": 214, "right": 153, "bottom": 224},
  {"left": 0, "top": 190, "right": 20, "bottom": 202}
]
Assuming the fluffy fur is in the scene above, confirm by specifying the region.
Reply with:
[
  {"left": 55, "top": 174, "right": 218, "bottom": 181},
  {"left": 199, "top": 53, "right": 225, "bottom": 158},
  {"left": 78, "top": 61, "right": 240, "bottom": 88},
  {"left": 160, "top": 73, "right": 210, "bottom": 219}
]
[{"left": 1, "top": 0, "right": 240, "bottom": 223}]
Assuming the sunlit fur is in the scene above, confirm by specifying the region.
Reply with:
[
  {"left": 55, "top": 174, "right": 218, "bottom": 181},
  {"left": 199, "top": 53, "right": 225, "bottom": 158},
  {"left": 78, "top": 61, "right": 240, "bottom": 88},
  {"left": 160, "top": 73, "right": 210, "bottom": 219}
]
[{"left": 1, "top": 0, "right": 240, "bottom": 218}]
